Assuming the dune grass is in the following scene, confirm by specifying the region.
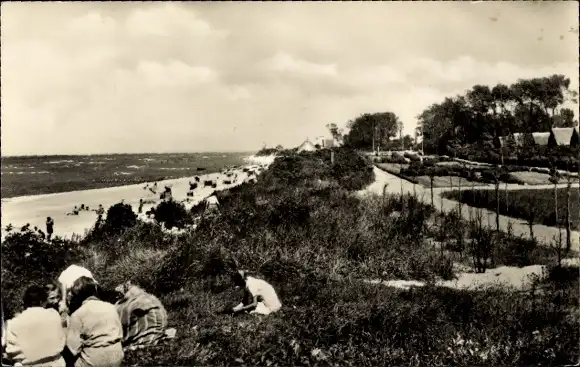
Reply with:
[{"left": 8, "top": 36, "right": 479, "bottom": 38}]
[{"left": 2, "top": 148, "right": 578, "bottom": 366}]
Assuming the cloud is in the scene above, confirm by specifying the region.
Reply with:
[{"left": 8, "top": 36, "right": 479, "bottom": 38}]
[
  {"left": 1, "top": 2, "right": 577, "bottom": 155},
  {"left": 135, "top": 60, "right": 217, "bottom": 87},
  {"left": 125, "top": 3, "right": 229, "bottom": 39},
  {"left": 266, "top": 52, "right": 338, "bottom": 77}
]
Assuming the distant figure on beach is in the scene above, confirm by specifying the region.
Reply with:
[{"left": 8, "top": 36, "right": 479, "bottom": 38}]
[
  {"left": 204, "top": 192, "right": 220, "bottom": 214},
  {"left": 46, "top": 217, "right": 54, "bottom": 241},
  {"left": 221, "top": 271, "right": 282, "bottom": 316},
  {"left": 138, "top": 199, "right": 144, "bottom": 214},
  {"left": 80, "top": 204, "right": 85, "bottom": 211},
  {"left": 161, "top": 186, "right": 172, "bottom": 201},
  {"left": 95, "top": 205, "right": 105, "bottom": 225}
]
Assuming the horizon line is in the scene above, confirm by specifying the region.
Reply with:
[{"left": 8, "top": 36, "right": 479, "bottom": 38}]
[{"left": 0, "top": 150, "right": 260, "bottom": 159}]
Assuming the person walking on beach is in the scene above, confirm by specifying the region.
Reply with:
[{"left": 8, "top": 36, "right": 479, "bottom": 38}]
[
  {"left": 138, "top": 199, "right": 144, "bottom": 214},
  {"left": 95, "top": 205, "right": 105, "bottom": 227},
  {"left": 46, "top": 217, "right": 54, "bottom": 241}
]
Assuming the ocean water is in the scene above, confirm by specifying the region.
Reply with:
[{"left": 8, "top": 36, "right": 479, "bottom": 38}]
[{"left": 1, "top": 152, "right": 252, "bottom": 198}]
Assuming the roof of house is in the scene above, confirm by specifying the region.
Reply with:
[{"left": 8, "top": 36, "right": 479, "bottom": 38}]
[
  {"left": 551, "top": 127, "right": 578, "bottom": 146},
  {"left": 297, "top": 139, "right": 317, "bottom": 152},
  {"left": 532, "top": 132, "right": 550, "bottom": 146}
]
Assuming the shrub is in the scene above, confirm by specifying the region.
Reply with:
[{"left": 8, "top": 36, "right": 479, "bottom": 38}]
[
  {"left": 1, "top": 230, "right": 83, "bottom": 317},
  {"left": 154, "top": 199, "right": 191, "bottom": 229},
  {"left": 104, "top": 202, "right": 137, "bottom": 235}
]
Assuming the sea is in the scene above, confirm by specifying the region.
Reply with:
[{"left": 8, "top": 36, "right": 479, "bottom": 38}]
[{"left": 1, "top": 152, "right": 253, "bottom": 199}]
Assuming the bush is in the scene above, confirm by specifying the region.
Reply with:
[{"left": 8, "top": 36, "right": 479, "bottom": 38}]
[
  {"left": 154, "top": 199, "right": 191, "bottom": 229},
  {"left": 1, "top": 230, "right": 83, "bottom": 318},
  {"left": 104, "top": 202, "right": 137, "bottom": 234}
]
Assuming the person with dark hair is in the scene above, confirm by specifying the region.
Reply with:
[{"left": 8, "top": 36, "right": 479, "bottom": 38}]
[
  {"left": 46, "top": 217, "right": 54, "bottom": 241},
  {"left": 223, "top": 271, "right": 282, "bottom": 316},
  {"left": 63, "top": 277, "right": 123, "bottom": 367},
  {"left": 58, "top": 265, "right": 96, "bottom": 314},
  {"left": 2, "top": 285, "right": 66, "bottom": 366},
  {"left": 44, "top": 282, "right": 67, "bottom": 328}
]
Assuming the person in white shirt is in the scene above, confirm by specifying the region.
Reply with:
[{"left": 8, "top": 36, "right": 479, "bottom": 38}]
[
  {"left": 226, "top": 271, "right": 282, "bottom": 316},
  {"left": 2, "top": 285, "right": 66, "bottom": 367},
  {"left": 204, "top": 193, "right": 220, "bottom": 213},
  {"left": 57, "top": 265, "right": 96, "bottom": 316}
]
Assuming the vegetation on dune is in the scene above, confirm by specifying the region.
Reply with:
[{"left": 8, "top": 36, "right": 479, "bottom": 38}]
[
  {"left": 2, "top": 147, "right": 579, "bottom": 366},
  {"left": 443, "top": 188, "right": 580, "bottom": 231}
]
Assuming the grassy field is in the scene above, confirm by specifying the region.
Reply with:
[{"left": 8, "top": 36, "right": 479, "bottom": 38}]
[
  {"left": 2, "top": 148, "right": 578, "bottom": 366},
  {"left": 1, "top": 153, "right": 249, "bottom": 198},
  {"left": 443, "top": 188, "right": 580, "bottom": 230},
  {"left": 376, "top": 163, "right": 483, "bottom": 188}
]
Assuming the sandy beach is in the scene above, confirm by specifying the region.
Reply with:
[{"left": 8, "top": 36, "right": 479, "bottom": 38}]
[{"left": 1, "top": 155, "right": 276, "bottom": 240}]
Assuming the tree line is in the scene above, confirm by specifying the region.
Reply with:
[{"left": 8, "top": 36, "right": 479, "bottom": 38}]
[{"left": 416, "top": 74, "right": 578, "bottom": 155}]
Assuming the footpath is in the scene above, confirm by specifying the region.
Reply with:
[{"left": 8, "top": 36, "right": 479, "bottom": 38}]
[{"left": 361, "top": 167, "right": 579, "bottom": 252}]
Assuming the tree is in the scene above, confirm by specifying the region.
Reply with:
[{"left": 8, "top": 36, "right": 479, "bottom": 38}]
[
  {"left": 344, "top": 112, "right": 399, "bottom": 152},
  {"left": 553, "top": 108, "right": 576, "bottom": 128},
  {"left": 401, "top": 135, "right": 414, "bottom": 151},
  {"left": 549, "top": 166, "right": 562, "bottom": 245},
  {"left": 326, "top": 123, "right": 344, "bottom": 143},
  {"left": 427, "top": 167, "right": 436, "bottom": 207},
  {"left": 416, "top": 74, "right": 575, "bottom": 157},
  {"left": 565, "top": 173, "right": 573, "bottom": 253},
  {"left": 104, "top": 203, "right": 137, "bottom": 235}
]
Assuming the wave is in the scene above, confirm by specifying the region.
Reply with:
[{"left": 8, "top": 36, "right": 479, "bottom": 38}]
[
  {"left": 1, "top": 171, "right": 50, "bottom": 175},
  {"left": 47, "top": 160, "right": 75, "bottom": 164}
]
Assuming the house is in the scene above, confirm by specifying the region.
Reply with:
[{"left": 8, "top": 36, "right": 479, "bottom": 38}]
[
  {"left": 531, "top": 132, "right": 550, "bottom": 147},
  {"left": 321, "top": 138, "right": 341, "bottom": 149},
  {"left": 549, "top": 127, "right": 580, "bottom": 148},
  {"left": 296, "top": 139, "right": 317, "bottom": 153}
]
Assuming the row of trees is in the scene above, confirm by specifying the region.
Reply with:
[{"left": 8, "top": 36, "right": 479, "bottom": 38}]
[
  {"left": 416, "top": 74, "right": 579, "bottom": 155},
  {"left": 331, "top": 112, "right": 414, "bottom": 153}
]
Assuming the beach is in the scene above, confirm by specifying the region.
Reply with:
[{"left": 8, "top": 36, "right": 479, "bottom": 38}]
[{"left": 1, "top": 155, "right": 276, "bottom": 240}]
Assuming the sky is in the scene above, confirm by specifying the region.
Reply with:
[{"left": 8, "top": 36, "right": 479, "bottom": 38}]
[{"left": 1, "top": 2, "right": 578, "bottom": 156}]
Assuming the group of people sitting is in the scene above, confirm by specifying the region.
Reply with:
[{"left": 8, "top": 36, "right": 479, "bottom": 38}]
[
  {"left": 1, "top": 265, "right": 282, "bottom": 367},
  {"left": 1, "top": 265, "right": 174, "bottom": 367}
]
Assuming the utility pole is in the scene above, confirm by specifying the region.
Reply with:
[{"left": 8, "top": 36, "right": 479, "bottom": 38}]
[
  {"left": 421, "top": 124, "right": 424, "bottom": 155},
  {"left": 372, "top": 124, "right": 377, "bottom": 155}
]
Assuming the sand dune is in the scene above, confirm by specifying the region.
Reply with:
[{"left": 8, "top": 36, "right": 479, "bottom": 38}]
[{"left": 1, "top": 155, "right": 276, "bottom": 240}]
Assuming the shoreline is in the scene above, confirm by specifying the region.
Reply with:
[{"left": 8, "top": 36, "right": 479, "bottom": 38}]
[
  {"left": 1, "top": 155, "right": 276, "bottom": 240},
  {"left": 1, "top": 155, "right": 257, "bottom": 203}
]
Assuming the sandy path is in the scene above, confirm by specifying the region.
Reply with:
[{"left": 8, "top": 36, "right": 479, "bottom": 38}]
[
  {"left": 361, "top": 167, "right": 580, "bottom": 251},
  {"left": 1, "top": 155, "right": 275, "bottom": 240}
]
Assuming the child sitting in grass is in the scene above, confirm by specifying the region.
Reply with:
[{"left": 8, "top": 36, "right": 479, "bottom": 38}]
[{"left": 222, "top": 271, "right": 282, "bottom": 316}]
